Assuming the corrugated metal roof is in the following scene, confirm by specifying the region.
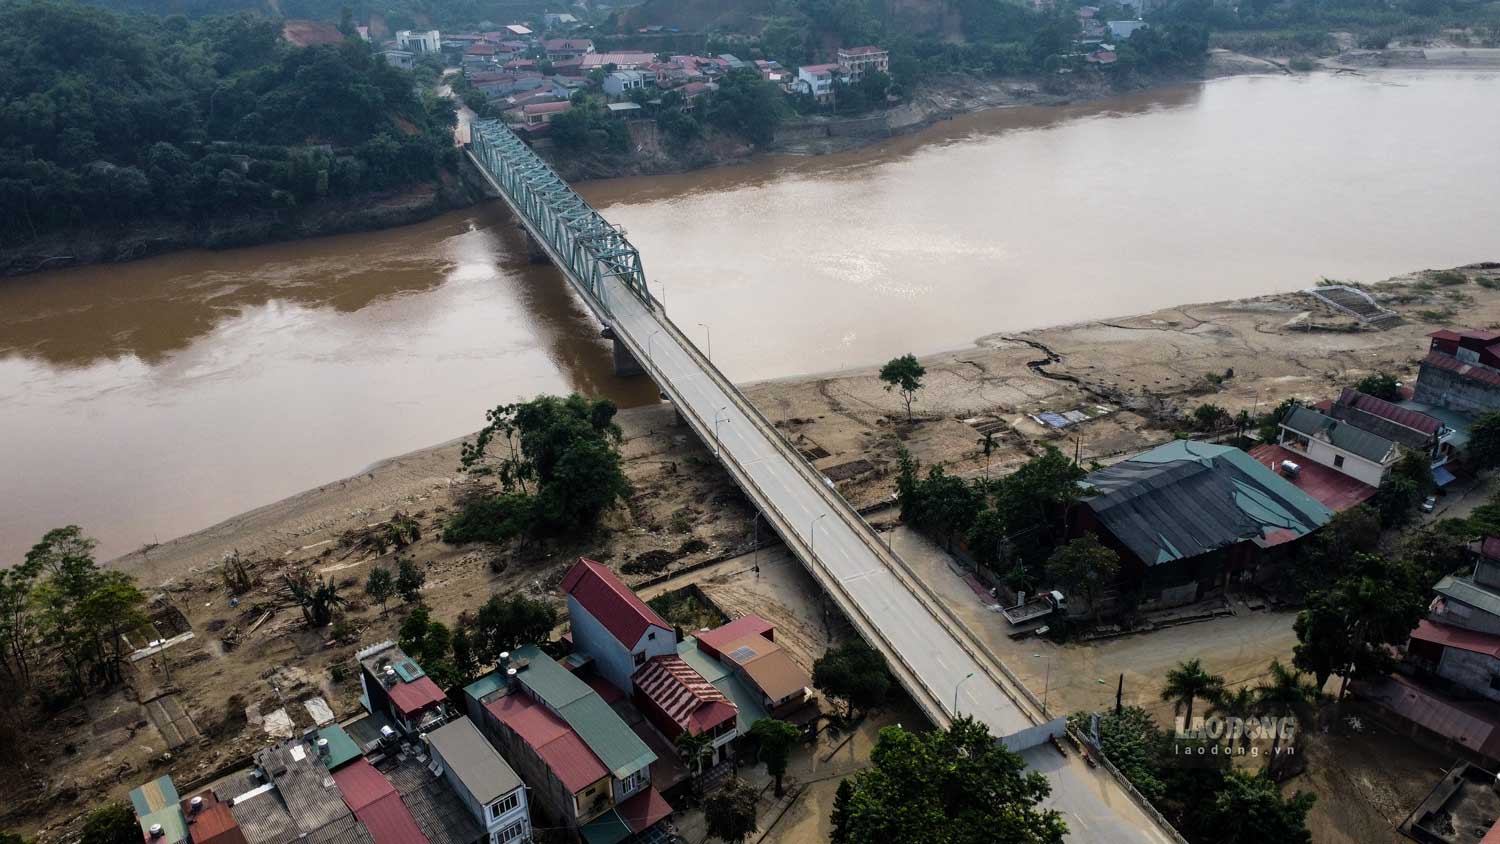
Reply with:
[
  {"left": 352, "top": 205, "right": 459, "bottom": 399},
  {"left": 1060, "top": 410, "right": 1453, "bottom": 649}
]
[
  {"left": 352, "top": 793, "right": 428, "bottom": 844},
  {"left": 487, "top": 693, "right": 608, "bottom": 793},
  {"left": 617, "top": 787, "right": 671, "bottom": 834},
  {"left": 131, "top": 775, "right": 181, "bottom": 816},
  {"left": 332, "top": 759, "right": 396, "bottom": 812},
  {"left": 383, "top": 757, "right": 483, "bottom": 844},
  {"left": 183, "top": 793, "right": 247, "bottom": 844},
  {"left": 1083, "top": 441, "right": 1332, "bottom": 566},
  {"left": 1423, "top": 351, "right": 1500, "bottom": 388},
  {"left": 1358, "top": 674, "right": 1500, "bottom": 760},
  {"left": 255, "top": 741, "right": 353, "bottom": 834},
  {"left": 580, "top": 811, "right": 632, "bottom": 844},
  {"left": 1412, "top": 619, "right": 1500, "bottom": 658},
  {"left": 1337, "top": 388, "right": 1443, "bottom": 435},
  {"left": 678, "top": 640, "right": 767, "bottom": 731},
  {"left": 227, "top": 786, "right": 300, "bottom": 844},
  {"left": 1246, "top": 444, "right": 1378, "bottom": 512},
  {"left": 514, "top": 645, "right": 656, "bottom": 779},
  {"left": 387, "top": 676, "right": 447, "bottom": 718},
  {"left": 1282, "top": 405, "right": 1397, "bottom": 464},
  {"left": 462, "top": 673, "right": 505, "bottom": 704},
  {"left": 633, "top": 656, "right": 736, "bottom": 735},
  {"left": 316, "top": 724, "right": 362, "bottom": 771},
  {"left": 696, "top": 616, "right": 774, "bottom": 658},
  {"left": 1436, "top": 575, "right": 1500, "bottom": 619},
  {"left": 425, "top": 717, "right": 522, "bottom": 805},
  {"left": 561, "top": 559, "right": 669, "bottom": 649},
  {"left": 303, "top": 814, "right": 373, "bottom": 844}
]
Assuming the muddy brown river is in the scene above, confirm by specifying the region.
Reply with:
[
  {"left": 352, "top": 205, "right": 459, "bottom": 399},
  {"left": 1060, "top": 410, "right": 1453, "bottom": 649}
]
[{"left": 3, "top": 70, "right": 1498, "bottom": 562}]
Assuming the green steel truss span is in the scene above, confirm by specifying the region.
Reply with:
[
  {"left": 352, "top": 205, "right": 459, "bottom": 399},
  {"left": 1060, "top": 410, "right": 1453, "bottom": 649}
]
[{"left": 469, "top": 120, "right": 652, "bottom": 315}]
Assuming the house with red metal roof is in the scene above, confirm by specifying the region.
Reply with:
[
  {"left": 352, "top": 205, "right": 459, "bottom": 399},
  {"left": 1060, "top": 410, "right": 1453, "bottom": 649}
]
[
  {"left": 462, "top": 643, "right": 672, "bottom": 844},
  {"left": 356, "top": 641, "right": 452, "bottom": 736},
  {"left": 1416, "top": 328, "right": 1500, "bottom": 415},
  {"left": 332, "top": 759, "right": 429, "bottom": 844},
  {"left": 561, "top": 559, "right": 676, "bottom": 693},
  {"left": 632, "top": 655, "right": 738, "bottom": 772}
]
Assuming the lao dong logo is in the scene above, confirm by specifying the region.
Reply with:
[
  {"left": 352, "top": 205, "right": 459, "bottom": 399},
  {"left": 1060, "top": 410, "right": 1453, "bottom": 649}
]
[{"left": 1172, "top": 715, "right": 1297, "bottom": 758}]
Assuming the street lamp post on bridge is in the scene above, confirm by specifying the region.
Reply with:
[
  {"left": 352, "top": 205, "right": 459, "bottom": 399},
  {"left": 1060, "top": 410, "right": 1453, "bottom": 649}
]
[
  {"left": 955, "top": 671, "right": 976, "bottom": 716},
  {"left": 712, "top": 406, "right": 729, "bottom": 457},
  {"left": 810, "top": 513, "right": 828, "bottom": 556}
]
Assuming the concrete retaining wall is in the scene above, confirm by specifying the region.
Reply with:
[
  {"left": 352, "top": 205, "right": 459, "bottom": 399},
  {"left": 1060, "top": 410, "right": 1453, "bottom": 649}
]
[{"left": 1414, "top": 364, "right": 1500, "bottom": 415}]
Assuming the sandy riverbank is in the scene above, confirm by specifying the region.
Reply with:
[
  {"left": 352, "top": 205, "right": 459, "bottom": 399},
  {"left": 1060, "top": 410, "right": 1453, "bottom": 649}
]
[{"left": 111, "top": 260, "right": 1499, "bottom": 587}]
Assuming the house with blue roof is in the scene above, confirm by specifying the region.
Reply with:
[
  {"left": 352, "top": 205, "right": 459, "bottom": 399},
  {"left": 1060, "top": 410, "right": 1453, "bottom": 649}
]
[{"left": 1075, "top": 440, "right": 1333, "bottom": 611}]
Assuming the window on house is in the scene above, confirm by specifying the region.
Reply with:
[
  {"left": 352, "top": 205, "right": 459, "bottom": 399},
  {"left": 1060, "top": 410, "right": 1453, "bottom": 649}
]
[
  {"left": 497, "top": 822, "right": 527, "bottom": 843},
  {"left": 1333, "top": 455, "right": 1345, "bottom": 468},
  {"left": 489, "top": 792, "right": 519, "bottom": 819},
  {"left": 634, "top": 651, "right": 646, "bottom": 666},
  {"left": 620, "top": 769, "right": 647, "bottom": 794},
  {"left": 647, "top": 631, "right": 656, "bottom": 640}
]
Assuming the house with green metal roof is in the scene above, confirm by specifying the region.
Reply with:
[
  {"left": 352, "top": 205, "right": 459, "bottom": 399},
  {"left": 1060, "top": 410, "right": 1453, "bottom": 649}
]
[
  {"left": 511, "top": 644, "right": 656, "bottom": 780},
  {"left": 130, "top": 775, "right": 188, "bottom": 844},
  {"left": 1078, "top": 440, "right": 1333, "bottom": 611}
]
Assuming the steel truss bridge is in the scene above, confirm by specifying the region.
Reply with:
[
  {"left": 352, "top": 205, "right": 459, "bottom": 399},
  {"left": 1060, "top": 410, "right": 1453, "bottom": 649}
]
[{"left": 468, "top": 119, "right": 1181, "bottom": 844}]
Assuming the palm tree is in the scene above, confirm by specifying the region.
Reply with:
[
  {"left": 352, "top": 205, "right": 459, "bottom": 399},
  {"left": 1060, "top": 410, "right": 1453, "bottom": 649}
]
[
  {"left": 1208, "top": 686, "right": 1258, "bottom": 755},
  {"left": 978, "top": 431, "right": 998, "bottom": 477},
  {"left": 283, "top": 571, "right": 347, "bottom": 627},
  {"left": 1160, "top": 659, "right": 1225, "bottom": 730},
  {"left": 1255, "top": 660, "right": 1317, "bottom": 775},
  {"left": 675, "top": 730, "right": 715, "bottom": 786}
]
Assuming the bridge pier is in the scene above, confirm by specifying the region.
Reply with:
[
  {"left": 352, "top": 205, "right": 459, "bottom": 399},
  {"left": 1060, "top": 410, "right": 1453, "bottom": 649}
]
[{"left": 602, "top": 327, "right": 646, "bottom": 377}]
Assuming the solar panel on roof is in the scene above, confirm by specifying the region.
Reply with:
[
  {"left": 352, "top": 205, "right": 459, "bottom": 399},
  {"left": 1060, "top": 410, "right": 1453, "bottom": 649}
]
[
  {"left": 394, "top": 660, "right": 425, "bottom": 682},
  {"left": 727, "top": 645, "right": 757, "bottom": 662}
]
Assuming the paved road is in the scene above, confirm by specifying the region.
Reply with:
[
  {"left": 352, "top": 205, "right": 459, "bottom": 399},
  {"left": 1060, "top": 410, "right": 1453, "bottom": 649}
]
[
  {"left": 473, "top": 148, "right": 1180, "bottom": 843},
  {"left": 599, "top": 279, "right": 1179, "bottom": 844}
]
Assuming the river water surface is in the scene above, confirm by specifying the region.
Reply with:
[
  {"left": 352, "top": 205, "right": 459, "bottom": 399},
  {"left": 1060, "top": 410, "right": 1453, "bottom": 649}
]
[{"left": 3, "top": 70, "right": 1497, "bottom": 562}]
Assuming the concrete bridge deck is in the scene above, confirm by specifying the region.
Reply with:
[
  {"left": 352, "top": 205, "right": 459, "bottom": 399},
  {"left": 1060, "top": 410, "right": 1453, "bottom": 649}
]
[{"left": 466, "top": 121, "right": 1182, "bottom": 844}]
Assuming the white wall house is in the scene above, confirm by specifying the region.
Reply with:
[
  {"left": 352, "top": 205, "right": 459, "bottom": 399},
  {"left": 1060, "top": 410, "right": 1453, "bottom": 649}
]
[
  {"left": 396, "top": 29, "right": 441, "bottom": 53},
  {"left": 1278, "top": 405, "right": 1397, "bottom": 488},
  {"left": 425, "top": 717, "right": 532, "bottom": 844},
  {"left": 602, "top": 70, "right": 646, "bottom": 99},
  {"left": 561, "top": 559, "right": 676, "bottom": 693},
  {"left": 795, "top": 64, "right": 840, "bottom": 104}
]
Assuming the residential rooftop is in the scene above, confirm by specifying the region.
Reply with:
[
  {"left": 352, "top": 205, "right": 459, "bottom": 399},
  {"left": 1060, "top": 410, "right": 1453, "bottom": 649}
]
[
  {"left": 425, "top": 716, "right": 523, "bottom": 805},
  {"left": 1081, "top": 440, "right": 1333, "bottom": 565},
  {"left": 1402, "top": 762, "right": 1500, "bottom": 843},
  {"left": 561, "top": 558, "right": 669, "bottom": 649},
  {"left": 1281, "top": 404, "right": 1398, "bottom": 464},
  {"left": 512, "top": 643, "right": 656, "bottom": 778}
]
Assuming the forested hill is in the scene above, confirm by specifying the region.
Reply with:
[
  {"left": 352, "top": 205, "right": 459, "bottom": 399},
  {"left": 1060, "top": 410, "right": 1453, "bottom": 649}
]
[{"left": 0, "top": 0, "right": 457, "bottom": 248}]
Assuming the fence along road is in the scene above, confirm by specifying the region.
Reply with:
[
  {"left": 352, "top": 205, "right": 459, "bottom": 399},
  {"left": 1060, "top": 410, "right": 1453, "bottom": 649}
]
[{"left": 468, "top": 120, "right": 1181, "bottom": 844}]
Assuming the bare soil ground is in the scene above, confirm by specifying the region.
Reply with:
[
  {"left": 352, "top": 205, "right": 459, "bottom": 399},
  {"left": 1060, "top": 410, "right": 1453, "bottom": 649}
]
[{"left": 11, "top": 262, "right": 1498, "bottom": 841}]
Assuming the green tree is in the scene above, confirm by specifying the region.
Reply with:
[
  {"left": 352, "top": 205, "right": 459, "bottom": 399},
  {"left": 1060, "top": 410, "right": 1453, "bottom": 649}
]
[
  {"left": 1208, "top": 686, "right": 1259, "bottom": 755},
  {"left": 1044, "top": 533, "right": 1119, "bottom": 624},
  {"left": 812, "top": 639, "right": 891, "bottom": 719},
  {"left": 80, "top": 802, "right": 139, "bottom": 844},
  {"left": 1201, "top": 772, "right": 1315, "bottom": 844},
  {"left": 1355, "top": 372, "right": 1402, "bottom": 401},
  {"left": 364, "top": 566, "right": 395, "bottom": 613},
  {"left": 450, "top": 395, "right": 629, "bottom": 543},
  {"left": 1257, "top": 398, "right": 1300, "bottom": 443},
  {"left": 472, "top": 593, "right": 558, "bottom": 661},
  {"left": 1069, "top": 705, "right": 1165, "bottom": 801},
  {"left": 749, "top": 718, "right": 800, "bottom": 796},
  {"left": 1468, "top": 411, "right": 1500, "bottom": 471},
  {"left": 27, "top": 526, "right": 145, "bottom": 692},
  {"left": 879, "top": 353, "right": 926, "bottom": 421},
  {"left": 1293, "top": 553, "right": 1427, "bottom": 698},
  {"left": 395, "top": 556, "right": 426, "bottom": 604},
  {"left": 1373, "top": 448, "right": 1433, "bottom": 527},
  {"left": 1192, "top": 403, "right": 1229, "bottom": 432},
  {"left": 0, "top": 555, "right": 41, "bottom": 688},
  {"left": 703, "top": 778, "right": 760, "bottom": 844},
  {"left": 841, "top": 716, "right": 1067, "bottom": 844},
  {"left": 1160, "top": 658, "right": 1225, "bottom": 730},
  {"left": 705, "top": 67, "right": 785, "bottom": 145},
  {"left": 830, "top": 779, "right": 854, "bottom": 844}
]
